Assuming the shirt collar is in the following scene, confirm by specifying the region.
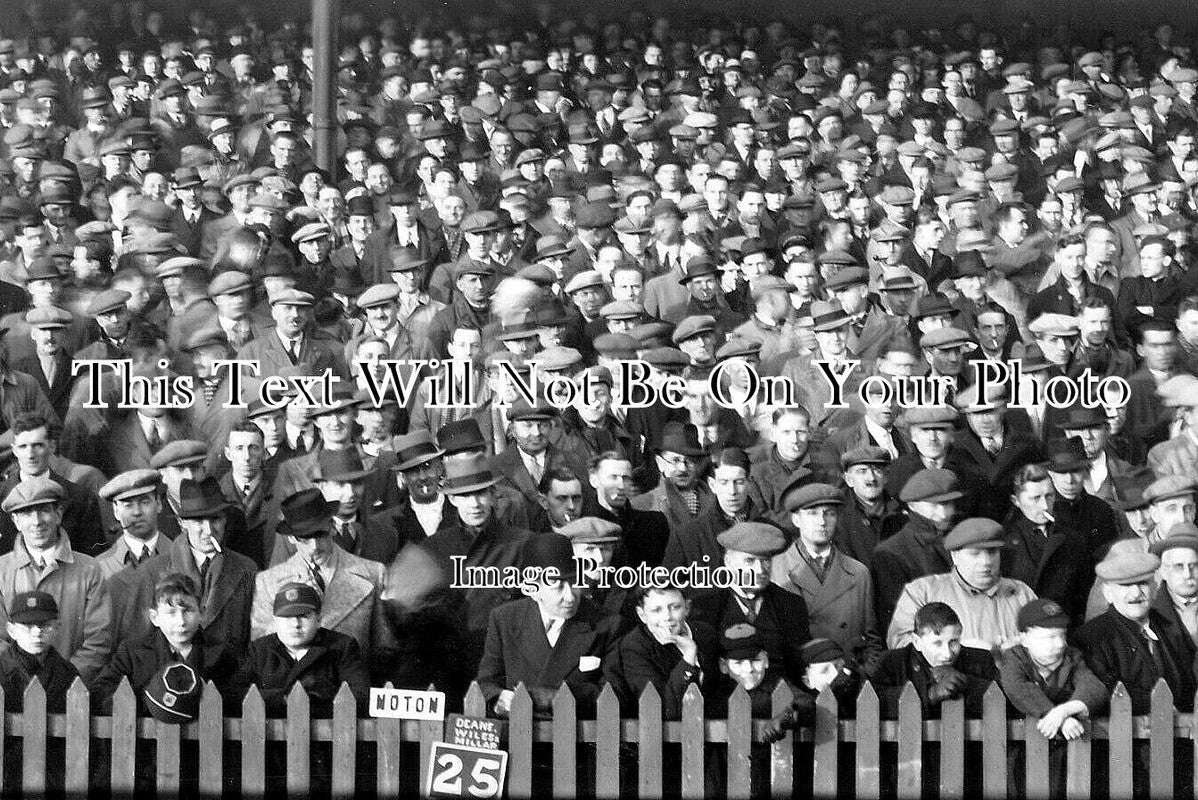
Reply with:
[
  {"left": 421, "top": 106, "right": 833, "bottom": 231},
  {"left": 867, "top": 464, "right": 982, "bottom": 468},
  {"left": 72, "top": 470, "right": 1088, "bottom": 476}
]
[{"left": 122, "top": 532, "right": 159, "bottom": 558}]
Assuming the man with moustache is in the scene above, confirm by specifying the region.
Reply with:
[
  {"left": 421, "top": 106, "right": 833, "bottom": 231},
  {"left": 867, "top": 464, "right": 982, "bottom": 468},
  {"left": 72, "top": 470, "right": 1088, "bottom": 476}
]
[
  {"left": 632, "top": 423, "right": 715, "bottom": 531},
  {"left": 584, "top": 452, "right": 671, "bottom": 569},
  {"left": 834, "top": 447, "right": 906, "bottom": 568}
]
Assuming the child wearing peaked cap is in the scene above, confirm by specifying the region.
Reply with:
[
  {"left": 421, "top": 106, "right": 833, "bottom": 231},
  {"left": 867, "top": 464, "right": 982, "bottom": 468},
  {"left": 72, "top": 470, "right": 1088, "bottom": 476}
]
[
  {"left": 762, "top": 637, "right": 863, "bottom": 743},
  {"left": 0, "top": 592, "right": 79, "bottom": 798},
  {"left": 1000, "top": 598, "right": 1109, "bottom": 799}
]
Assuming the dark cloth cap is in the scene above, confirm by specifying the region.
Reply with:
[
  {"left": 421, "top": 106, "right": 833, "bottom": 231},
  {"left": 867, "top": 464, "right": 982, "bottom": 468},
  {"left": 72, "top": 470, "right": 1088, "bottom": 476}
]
[
  {"left": 800, "top": 637, "right": 845, "bottom": 665},
  {"left": 899, "top": 468, "right": 963, "bottom": 503},
  {"left": 8, "top": 591, "right": 58, "bottom": 625},
  {"left": 783, "top": 482, "right": 843, "bottom": 512},
  {"left": 720, "top": 623, "right": 766, "bottom": 659},
  {"left": 144, "top": 663, "right": 202, "bottom": 723},
  {"left": 1016, "top": 598, "right": 1070, "bottom": 631},
  {"left": 942, "top": 517, "right": 1006, "bottom": 551},
  {"left": 716, "top": 522, "right": 787, "bottom": 556},
  {"left": 273, "top": 582, "right": 322, "bottom": 616}
]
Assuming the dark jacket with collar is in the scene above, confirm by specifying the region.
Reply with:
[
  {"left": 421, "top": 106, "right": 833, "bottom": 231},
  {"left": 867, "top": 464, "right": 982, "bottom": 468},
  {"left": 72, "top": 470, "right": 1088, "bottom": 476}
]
[
  {"left": 833, "top": 488, "right": 907, "bottom": 568},
  {"left": 228, "top": 627, "right": 371, "bottom": 716},
  {"left": 884, "top": 447, "right": 990, "bottom": 519},
  {"left": 476, "top": 596, "right": 620, "bottom": 717},
  {"left": 1072, "top": 606, "right": 1195, "bottom": 714},
  {"left": 1000, "top": 515, "right": 1094, "bottom": 624},
  {"left": 0, "top": 641, "right": 78, "bottom": 713},
  {"left": 1027, "top": 273, "right": 1118, "bottom": 321},
  {"left": 660, "top": 495, "right": 767, "bottom": 572},
  {"left": 92, "top": 628, "right": 239, "bottom": 713},
  {"left": 1051, "top": 491, "right": 1122, "bottom": 563},
  {"left": 603, "top": 620, "right": 719, "bottom": 718},
  {"left": 688, "top": 585, "right": 810, "bottom": 686},
  {"left": 870, "top": 513, "right": 952, "bottom": 631},
  {"left": 869, "top": 643, "right": 997, "bottom": 718}
]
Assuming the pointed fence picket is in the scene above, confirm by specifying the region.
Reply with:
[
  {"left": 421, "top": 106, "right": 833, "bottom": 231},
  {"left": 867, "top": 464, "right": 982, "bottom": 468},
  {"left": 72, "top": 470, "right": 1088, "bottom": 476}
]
[{"left": 0, "top": 676, "right": 1190, "bottom": 797}]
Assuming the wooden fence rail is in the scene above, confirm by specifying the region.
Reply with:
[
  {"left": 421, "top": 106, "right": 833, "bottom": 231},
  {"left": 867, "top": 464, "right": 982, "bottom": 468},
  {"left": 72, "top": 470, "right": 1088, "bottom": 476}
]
[{"left": 4, "top": 677, "right": 1198, "bottom": 797}]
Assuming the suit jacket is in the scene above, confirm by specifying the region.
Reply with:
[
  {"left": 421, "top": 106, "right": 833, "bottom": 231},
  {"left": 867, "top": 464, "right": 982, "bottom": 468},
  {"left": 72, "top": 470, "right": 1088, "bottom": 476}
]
[
  {"left": 360, "top": 218, "right": 447, "bottom": 285},
  {"left": 168, "top": 206, "right": 220, "bottom": 257},
  {"left": 772, "top": 543, "right": 883, "bottom": 667},
  {"left": 252, "top": 548, "right": 389, "bottom": 651},
  {"left": 833, "top": 490, "right": 907, "bottom": 568},
  {"left": 688, "top": 585, "right": 810, "bottom": 685},
  {"left": 953, "top": 424, "right": 1043, "bottom": 519},
  {"left": 476, "top": 596, "right": 620, "bottom": 716},
  {"left": 218, "top": 469, "right": 278, "bottom": 569},
  {"left": 94, "top": 534, "right": 170, "bottom": 581},
  {"left": 870, "top": 513, "right": 952, "bottom": 630},
  {"left": 101, "top": 412, "right": 193, "bottom": 477},
  {"left": 631, "top": 482, "right": 715, "bottom": 534},
  {"left": 235, "top": 327, "right": 348, "bottom": 382},
  {"left": 109, "top": 533, "right": 257, "bottom": 655},
  {"left": 848, "top": 304, "right": 913, "bottom": 362},
  {"left": 12, "top": 354, "right": 72, "bottom": 422},
  {"left": 1073, "top": 607, "right": 1195, "bottom": 714},
  {"left": 490, "top": 443, "right": 590, "bottom": 507}
]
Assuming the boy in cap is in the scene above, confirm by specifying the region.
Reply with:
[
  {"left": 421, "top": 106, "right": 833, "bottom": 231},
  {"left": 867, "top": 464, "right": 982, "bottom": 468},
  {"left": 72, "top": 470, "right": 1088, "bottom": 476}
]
[
  {"left": 0, "top": 590, "right": 78, "bottom": 712},
  {"left": 763, "top": 637, "right": 863, "bottom": 742},
  {"left": 1001, "top": 598, "right": 1106, "bottom": 739},
  {"left": 92, "top": 572, "right": 239, "bottom": 711}
]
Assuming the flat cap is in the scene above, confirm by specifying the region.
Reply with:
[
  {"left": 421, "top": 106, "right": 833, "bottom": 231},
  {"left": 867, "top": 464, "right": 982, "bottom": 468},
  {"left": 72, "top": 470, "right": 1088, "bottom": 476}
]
[
  {"left": 8, "top": 591, "right": 59, "bottom": 625},
  {"left": 357, "top": 283, "right": 401, "bottom": 309},
  {"left": 563, "top": 270, "right": 605, "bottom": 294},
  {"left": 270, "top": 289, "right": 315, "bottom": 307},
  {"left": 750, "top": 275, "right": 791, "bottom": 300},
  {"left": 716, "top": 521, "right": 788, "bottom": 556},
  {"left": 599, "top": 300, "right": 642, "bottom": 320},
  {"left": 290, "top": 222, "right": 331, "bottom": 244},
  {"left": 594, "top": 333, "right": 640, "bottom": 357},
  {"left": 538, "top": 346, "right": 584, "bottom": 372},
  {"left": 1095, "top": 550, "right": 1160, "bottom": 584},
  {"left": 559, "top": 517, "right": 622, "bottom": 544},
  {"left": 672, "top": 315, "right": 717, "bottom": 344},
  {"left": 899, "top": 468, "right": 963, "bottom": 503},
  {"left": 208, "top": 270, "right": 254, "bottom": 296},
  {"left": 841, "top": 446, "right": 891, "bottom": 470},
  {"left": 24, "top": 306, "right": 73, "bottom": 329},
  {"left": 920, "top": 327, "right": 977, "bottom": 351},
  {"left": 1017, "top": 598, "right": 1070, "bottom": 631},
  {"left": 1149, "top": 523, "right": 1198, "bottom": 557},
  {"left": 99, "top": 469, "right": 162, "bottom": 502},
  {"left": 783, "top": 482, "right": 843, "bottom": 513},
  {"left": 1028, "top": 313, "right": 1080, "bottom": 337},
  {"left": 155, "top": 256, "right": 204, "bottom": 279},
  {"left": 825, "top": 266, "right": 869, "bottom": 292},
  {"left": 716, "top": 338, "right": 762, "bottom": 361},
  {"left": 148, "top": 440, "right": 208, "bottom": 469},
  {"left": 86, "top": 289, "right": 131, "bottom": 317},
  {"left": 2, "top": 477, "right": 66, "bottom": 514},
  {"left": 944, "top": 518, "right": 1005, "bottom": 550},
  {"left": 1144, "top": 475, "right": 1196, "bottom": 505},
  {"left": 902, "top": 406, "right": 959, "bottom": 429},
  {"left": 801, "top": 637, "right": 845, "bottom": 665},
  {"left": 642, "top": 347, "right": 690, "bottom": 371}
]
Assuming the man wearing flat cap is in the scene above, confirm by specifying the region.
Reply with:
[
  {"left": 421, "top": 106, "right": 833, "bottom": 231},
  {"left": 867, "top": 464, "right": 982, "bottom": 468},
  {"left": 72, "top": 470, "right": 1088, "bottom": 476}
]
[
  {"left": 1147, "top": 524, "right": 1198, "bottom": 662},
  {"left": 772, "top": 481, "right": 883, "bottom": 668},
  {"left": 832, "top": 446, "right": 907, "bottom": 568},
  {"left": 885, "top": 406, "right": 989, "bottom": 519},
  {"left": 422, "top": 243, "right": 497, "bottom": 360},
  {"left": 490, "top": 400, "right": 590, "bottom": 509},
  {"left": 1074, "top": 548, "right": 1195, "bottom": 715},
  {"left": 236, "top": 287, "right": 348, "bottom": 380},
  {"left": 888, "top": 517, "right": 1036, "bottom": 651},
  {"left": 0, "top": 476, "right": 111, "bottom": 684},
  {"left": 476, "top": 532, "right": 621, "bottom": 718},
  {"left": 689, "top": 520, "right": 812, "bottom": 685},
  {"left": 93, "top": 468, "right": 166, "bottom": 580}
]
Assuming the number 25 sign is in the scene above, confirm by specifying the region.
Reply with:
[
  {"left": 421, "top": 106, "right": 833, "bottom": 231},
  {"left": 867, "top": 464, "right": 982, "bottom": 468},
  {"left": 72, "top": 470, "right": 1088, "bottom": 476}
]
[{"left": 425, "top": 742, "right": 508, "bottom": 799}]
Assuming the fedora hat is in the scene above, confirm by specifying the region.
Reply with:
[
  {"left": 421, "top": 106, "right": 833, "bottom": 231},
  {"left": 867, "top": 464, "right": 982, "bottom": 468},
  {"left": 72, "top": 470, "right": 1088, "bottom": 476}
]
[
  {"left": 392, "top": 431, "right": 444, "bottom": 471},
  {"left": 441, "top": 453, "right": 499, "bottom": 495},
  {"left": 310, "top": 449, "right": 374, "bottom": 483},
  {"left": 175, "top": 477, "right": 231, "bottom": 519},
  {"left": 278, "top": 488, "right": 337, "bottom": 538},
  {"left": 658, "top": 421, "right": 705, "bottom": 458},
  {"left": 437, "top": 419, "right": 487, "bottom": 455}
]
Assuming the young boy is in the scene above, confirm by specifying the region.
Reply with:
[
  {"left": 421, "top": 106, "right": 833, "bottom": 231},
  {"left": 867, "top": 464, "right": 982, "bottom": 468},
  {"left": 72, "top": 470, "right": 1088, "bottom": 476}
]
[
  {"left": 719, "top": 623, "right": 778, "bottom": 717},
  {"left": 229, "top": 582, "right": 370, "bottom": 716},
  {"left": 93, "top": 572, "right": 239, "bottom": 712},
  {"left": 870, "top": 601, "right": 997, "bottom": 718},
  {"left": 1000, "top": 598, "right": 1108, "bottom": 799},
  {"left": 764, "top": 637, "right": 863, "bottom": 742},
  {"left": 0, "top": 591, "right": 79, "bottom": 713}
]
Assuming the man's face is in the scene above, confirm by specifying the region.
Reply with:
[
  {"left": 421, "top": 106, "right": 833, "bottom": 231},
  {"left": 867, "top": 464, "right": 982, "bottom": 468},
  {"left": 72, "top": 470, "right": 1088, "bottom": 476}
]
[
  {"left": 112, "top": 491, "right": 161, "bottom": 539},
  {"left": 844, "top": 464, "right": 885, "bottom": 502},
  {"left": 952, "top": 546, "right": 1001, "bottom": 589},
  {"left": 910, "top": 425, "right": 951, "bottom": 459},
  {"left": 12, "top": 502, "right": 62, "bottom": 551},
  {"left": 1103, "top": 579, "right": 1155, "bottom": 622},
  {"left": 530, "top": 577, "right": 582, "bottom": 619},
  {"left": 657, "top": 449, "right": 699, "bottom": 491},
  {"left": 1078, "top": 307, "right": 1112, "bottom": 346},
  {"left": 793, "top": 504, "right": 837, "bottom": 548},
  {"left": 1048, "top": 468, "right": 1085, "bottom": 500},
  {"left": 181, "top": 515, "right": 226, "bottom": 555},
  {"left": 313, "top": 407, "right": 354, "bottom": 447},
  {"left": 317, "top": 477, "right": 364, "bottom": 518},
  {"left": 709, "top": 464, "right": 749, "bottom": 516},
  {"left": 448, "top": 487, "right": 494, "bottom": 527},
  {"left": 590, "top": 459, "right": 633, "bottom": 507},
  {"left": 401, "top": 460, "right": 443, "bottom": 504},
  {"left": 1138, "top": 329, "right": 1177, "bottom": 371},
  {"left": 636, "top": 589, "right": 689, "bottom": 638},
  {"left": 1161, "top": 546, "right": 1198, "bottom": 600},
  {"left": 224, "top": 430, "right": 265, "bottom": 476},
  {"left": 773, "top": 412, "right": 809, "bottom": 462},
  {"left": 1151, "top": 495, "right": 1197, "bottom": 532},
  {"left": 512, "top": 419, "right": 550, "bottom": 455},
  {"left": 272, "top": 302, "right": 308, "bottom": 338},
  {"left": 913, "top": 624, "right": 963, "bottom": 668},
  {"left": 12, "top": 427, "right": 51, "bottom": 476},
  {"left": 1014, "top": 478, "right": 1055, "bottom": 526},
  {"left": 611, "top": 270, "right": 644, "bottom": 303},
  {"left": 725, "top": 548, "right": 772, "bottom": 595},
  {"left": 544, "top": 477, "right": 584, "bottom": 526},
  {"left": 6, "top": 619, "right": 57, "bottom": 656}
]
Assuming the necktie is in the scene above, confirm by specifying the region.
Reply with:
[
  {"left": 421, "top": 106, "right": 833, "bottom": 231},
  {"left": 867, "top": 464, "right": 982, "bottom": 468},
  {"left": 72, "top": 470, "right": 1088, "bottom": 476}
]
[
  {"left": 309, "top": 561, "right": 326, "bottom": 592},
  {"left": 198, "top": 557, "right": 211, "bottom": 595},
  {"left": 545, "top": 618, "right": 562, "bottom": 647},
  {"left": 984, "top": 437, "right": 1000, "bottom": 456},
  {"left": 287, "top": 339, "right": 300, "bottom": 364},
  {"left": 146, "top": 424, "right": 161, "bottom": 450},
  {"left": 334, "top": 521, "right": 356, "bottom": 552},
  {"left": 1144, "top": 631, "right": 1164, "bottom": 675},
  {"left": 242, "top": 484, "right": 254, "bottom": 501},
  {"left": 741, "top": 599, "right": 757, "bottom": 624},
  {"left": 527, "top": 457, "right": 543, "bottom": 484}
]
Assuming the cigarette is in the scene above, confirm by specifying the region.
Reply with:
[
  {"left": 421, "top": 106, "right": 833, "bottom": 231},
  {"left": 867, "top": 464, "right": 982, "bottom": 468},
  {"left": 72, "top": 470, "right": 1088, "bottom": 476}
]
[
  {"left": 1043, "top": 511, "right": 1055, "bottom": 523},
  {"left": 210, "top": 539, "right": 223, "bottom": 554}
]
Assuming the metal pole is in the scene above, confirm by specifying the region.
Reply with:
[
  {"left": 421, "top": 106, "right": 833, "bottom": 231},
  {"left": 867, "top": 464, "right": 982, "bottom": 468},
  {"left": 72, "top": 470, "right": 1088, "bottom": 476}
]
[{"left": 311, "top": 0, "right": 339, "bottom": 179}]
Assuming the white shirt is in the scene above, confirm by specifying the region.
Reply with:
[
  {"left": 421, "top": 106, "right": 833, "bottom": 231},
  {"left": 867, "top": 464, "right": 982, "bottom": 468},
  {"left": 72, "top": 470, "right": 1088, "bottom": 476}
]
[
  {"left": 864, "top": 417, "right": 898, "bottom": 459},
  {"left": 394, "top": 224, "right": 419, "bottom": 247},
  {"left": 412, "top": 495, "right": 446, "bottom": 536},
  {"left": 1085, "top": 451, "right": 1109, "bottom": 497},
  {"left": 286, "top": 422, "right": 314, "bottom": 451},
  {"left": 123, "top": 532, "right": 160, "bottom": 561},
  {"left": 538, "top": 606, "right": 568, "bottom": 647},
  {"left": 138, "top": 413, "right": 165, "bottom": 444},
  {"left": 277, "top": 331, "right": 304, "bottom": 355}
]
